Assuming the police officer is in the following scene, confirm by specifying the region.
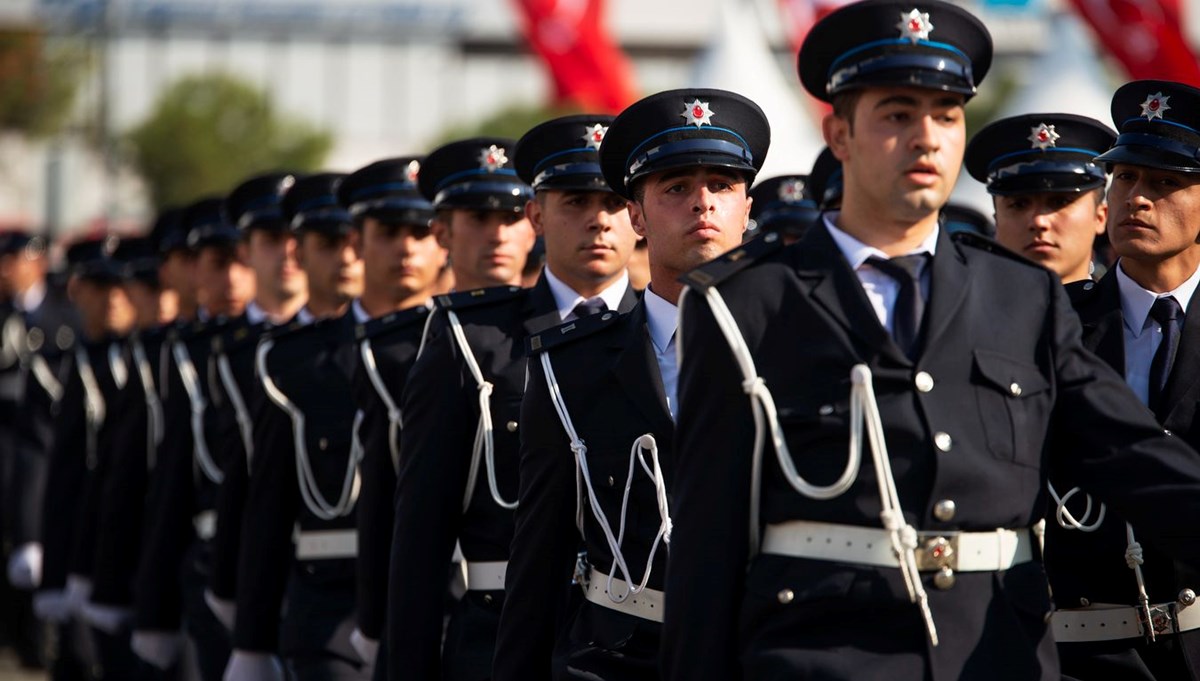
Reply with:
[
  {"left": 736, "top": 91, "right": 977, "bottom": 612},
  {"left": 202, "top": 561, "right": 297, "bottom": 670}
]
[
  {"left": 206, "top": 172, "right": 307, "bottom": 634},
  {"left": 227, "top": 173, "right": 368, "bottom": 681},
  {"left": 1045, "top": 80, "right": 1200, "bottom": 680},
  {"left": 133, "top": 198, "right": 252, "bottom": 680},
  {"left": 661, "top": 2, "right": 1200, "bottom": 679},
  {"left": 965, "top": 113, "right": 1116, "bottom": 282},
  {"left": 332, "top": 157, "right": 447, "bottom": 675},
  {"left": 37, "top": 236, "right": 133, "bottom": 680},
  {"left": 388, "top": 127, "right": 641, "bottom": 680},
  {"left": 496, "top": 92, "right": 767, "bottom": 681},
  {"left": 749, "top": 175, "right": 819, "bottom": 245}
]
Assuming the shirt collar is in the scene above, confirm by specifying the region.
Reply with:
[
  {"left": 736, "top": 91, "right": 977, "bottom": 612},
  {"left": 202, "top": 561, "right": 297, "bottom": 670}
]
[
  {"left": 295, "top": 307, "right": 316, "bottom": 326},
  {"left": 13, "top": 280, "right": 45, "bottom": 314},
  {"left": 1116, "top": 259, "right": 1200, "bottom": 338},
  {"left": 351, "top": 298, "right": 372, "bottom": 323},
  {"left": 543, "top": 266, "right": 630, "bottom": 321},
  {"left": 823, "top": 212, "right": 939, "bottom": 270},
  {"left": 643, "top": 284, "right": 678, "bottom": 354},
  {"left": 244, "top": 300, "right": 268, "bottom": 325}
]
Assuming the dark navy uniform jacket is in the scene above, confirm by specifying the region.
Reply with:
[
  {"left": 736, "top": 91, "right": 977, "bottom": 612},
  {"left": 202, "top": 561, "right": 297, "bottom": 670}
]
[
  {"left": 233, "top": 311, "right": 362, "bottom": 663},
  {"left": 348, "top": 304, "right": 432, "bottom": 645},
  {"left": 662, "top": 224, "right": 1200, "bottom": 681},
  {"left": 495, "top": 289, "right": 658, "bottom": 681},
  {"left": 387, "top": 278, "right": 559, "bottom": 680},
  {"left": 1045, "top": 269, "right": 1200, "bottom": 680}
]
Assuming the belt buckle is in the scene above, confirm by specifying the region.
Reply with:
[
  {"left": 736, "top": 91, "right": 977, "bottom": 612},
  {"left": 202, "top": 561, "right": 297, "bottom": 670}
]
[
  {"left": 915, "top": 536, "right": 958, "bottom": 571},
  {"left": 1142, "top": 603, "right": 1177, "bottom": 641}
]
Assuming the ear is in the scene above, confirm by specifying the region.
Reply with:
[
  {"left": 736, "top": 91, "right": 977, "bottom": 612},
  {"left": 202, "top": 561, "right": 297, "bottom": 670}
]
[
  {"left": 628, "top": 200, "right": 648, "bottom": 239},
  {"left": 1094, "top": 201, "right": 1108, "bottom": 236},
  {"left": 823, "top": 112, "right": 851, "bottom": 163},
  {"left": 525, "top": 198, "right": 545, "bottom": 237},
  {"left": 432, "top": 216, "right": 451, "bottom": 249},
  {"left": 742, "top": 192, "right": 753, "bottom": 233}
]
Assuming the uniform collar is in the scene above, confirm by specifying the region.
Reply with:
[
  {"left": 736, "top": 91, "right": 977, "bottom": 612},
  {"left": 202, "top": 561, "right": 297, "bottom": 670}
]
[
  {"left": 823, "top": 211, "right": 939, "bottom": 270},
  {"left": 543, "top": 265, "right": 630, "bottom": 321},
  {"left": 1116, "top": 259, "right": 1200, "bottom": 338},
  {"left": 351, "top": 298, "right": 372, "bottom": 323},
  {"left": 245, "top": 300, "right": 268, "bottom": 325},
  {"left": 13, "top": 280, "right": 45, "bottom": 314},
  {"left": 643, "top": 284, "right": 677, "bottom": 354},
  {"left": 295, "top": 306, "right": 316, "bottom": 326}
]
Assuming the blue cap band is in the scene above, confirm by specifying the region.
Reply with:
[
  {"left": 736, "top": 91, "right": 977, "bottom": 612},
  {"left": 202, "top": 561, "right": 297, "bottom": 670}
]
[{"left": 626, "top": 137, "right": 754, "bottom": 186}]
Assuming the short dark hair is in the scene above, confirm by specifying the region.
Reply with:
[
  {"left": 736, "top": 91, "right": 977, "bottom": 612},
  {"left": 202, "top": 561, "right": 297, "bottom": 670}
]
[{"left": 831, "top": 90, "right": 863, "bottom": 132}]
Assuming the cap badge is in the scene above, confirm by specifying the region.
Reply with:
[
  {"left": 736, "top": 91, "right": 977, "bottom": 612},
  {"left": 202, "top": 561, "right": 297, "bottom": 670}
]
[
  {"left": 1027, "top": 123, "right": 1060, "bottom": 151},
  {"left": 479, "top": 145, "right": 509, "bottom": 171},
  {"left": 405, "top": 159, "right": 421, "bottom": 184},
  {"left": 581, "top": 123, "right": 608, "bottom": 151},
  {"left": 778, "top": 178, "right": 806, "bottom": 203},
  {"left": 1140, "top": 92, "right": 1171, "bottom": 121},
  {"left": 898, "top": 9, "right": 933, "bottom": 44},
  {"left": 681, "top": 99, "right": 715, "bottom": 128}
]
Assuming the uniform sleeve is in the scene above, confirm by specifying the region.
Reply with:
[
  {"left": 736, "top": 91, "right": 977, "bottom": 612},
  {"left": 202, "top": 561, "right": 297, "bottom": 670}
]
[
  {"left": 1048, "top": 278, "right": 1200, "bottom": 565},
  {"left": 661, "top": 288, "right": 756, "bottom": 681},
  {"left": 91, "top": 383, "right": 150, "bottom": 607},
  {"left": 354, "top": 400, "right": 396, "bottom": 640},
  {"left": 387, "top": 312, "right": 471, "bottom": 680},
  {"left": 38, "top": 362, "right": 84, "bottom": 594},
  {"left": 232, "top": 395, "right": 299, "bottom": 653},
  {"left": 492, "top": 356, "right": 579, "bottom": 681},
  {"left": 133, "top": 362, "right": 193, "bottom": 631}
]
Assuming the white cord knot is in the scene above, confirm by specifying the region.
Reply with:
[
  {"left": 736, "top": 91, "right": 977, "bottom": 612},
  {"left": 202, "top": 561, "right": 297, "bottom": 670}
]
[
  {"left": 478, "top": 380, "right": 494, "bottom": 399},
  {"left": 741, "top": 376, "right": 764, "bottom": 395},
  {"left": 898, "top": 524, "right": 919, "bottom": 551},
  {"left": 1125, "top": 541, "right": 1144, "bottom": 570},
  {"left": 850, "top": 364, "right": 872, "bottom": 385},
  {"left": 570, "top": 440, "right": 588, "bottom": 456}
]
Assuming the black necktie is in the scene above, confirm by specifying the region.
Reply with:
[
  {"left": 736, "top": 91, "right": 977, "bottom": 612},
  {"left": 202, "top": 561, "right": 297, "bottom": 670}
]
[
  {"left": 1148, "top": 295, "right": 1184, "bottom": 412},
  {"left": 571, "top": 298, "right": 607, "bottom": 319},
  {"left": 867, "top": 254, "right": 930, "bottom": 358}
]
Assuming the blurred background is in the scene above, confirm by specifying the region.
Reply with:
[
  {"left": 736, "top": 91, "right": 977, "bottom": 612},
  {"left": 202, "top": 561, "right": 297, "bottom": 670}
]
[{"left": 0, "top": 0, "right": 1193, "bottom": 248}]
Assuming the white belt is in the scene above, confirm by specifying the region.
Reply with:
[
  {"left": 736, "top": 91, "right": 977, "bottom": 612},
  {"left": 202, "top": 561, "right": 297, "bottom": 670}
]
[
  {"left": 193, "top": 510, "right": 216, "bottom": 541},
  {"left": 462, "top": 560, "right": 507, "bottom": 591},
  {"left": 295, "top": 530, "right": 357, "bottom": 560},
  {"left": 584, "top": 568, "right": 665, "bottom": 623},
  {"left": 1053, "top": 602, "right": 1200, "bottom": 643},
  {"left": 762, "top": 520, "right": 1034, "bottom": 572}
]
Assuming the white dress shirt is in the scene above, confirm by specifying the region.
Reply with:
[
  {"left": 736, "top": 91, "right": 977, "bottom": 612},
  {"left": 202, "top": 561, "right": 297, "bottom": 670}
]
[
  {"left": 13, "top": 280, "right": 45, "bottom": 314},
  {"left": 643, "top": 285, "right": 678, "bottom": 420},
  {"left": 543, "top": 267, "right": 631, "bottom": 322},
  {"left": 1115, "top": 260, "right": 1200, "bottom": 405},
  {"left": 244, "top": 300, "right": 268, "bottom": 326},
  {"left": 824, "top": 213, "right": 938, "bottom": 332},
  {"left": 351, "top": 299, "right": 372, "bottom": 324}
]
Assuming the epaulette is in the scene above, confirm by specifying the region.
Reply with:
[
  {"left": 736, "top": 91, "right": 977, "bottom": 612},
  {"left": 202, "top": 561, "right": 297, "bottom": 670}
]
[
  {"left": 178, "top": 318, "right": 222, "bottom": 345},
  {"left": 679, "top": 231, "right": 784, "bottom": 291},
  {"left": 355, "top": 304, "right": 432, "bottom": 341},
  {"left": 951, "top": 231, "right": 1040, "bottom": 268},
  {"left": 212, "top": 317, "right": 268, "bottom": 355},
  {"left": 435, "top": 285, "right": 525, "bottom": 311},
  {"left": 527, "top": 309, "right": 622, "bottom": 355}
]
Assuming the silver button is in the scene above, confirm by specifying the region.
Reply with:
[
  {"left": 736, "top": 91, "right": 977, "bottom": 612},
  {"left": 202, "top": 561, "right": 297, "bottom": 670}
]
[
  {"left": 1009, "top": 382, "right": 1022, "bottom": 397},
  {"left": 934, "top": 432, "right": 952, "bottom": 452},
  {"left": 777, "top": 588, "right": 794, "bottom": 604},
  {"left": 1079, "top": 597, "right": 1090, "bottom": 607},
  {"left": 607, "top": 475, "right": 615, "bottom": 487},
  {"left": 818, "top": 404, "right": 834, "bottom": 416},
  {"left": 1165, "top": 429, "right": 1174, "bottom": 436},
  {"left": 27, "top": 328, "right": 43, "bottom": 351},
  {"left": 934, "top": 567, "right": 955, "bottom": 590},
  {"left": 319, "top": 437, "right": 328, "bottom": 451},
  {"left": 1179, "top": 588, "right": 1197, "bottom": 606},
  {"left": 506, "top": 420, "right": 518, "bottom": 432},
  {"left": 933, "top": 499, "right": 956, "bottom": 522},
  {"left": 1083, "top": 281, "right": 1095, "bottom": 291},
  {"left": 483, "top": 594, "right": 494, "bottom": 605},
  {"left": 915, "top": 371, "right": 934, "bottom": 393}
]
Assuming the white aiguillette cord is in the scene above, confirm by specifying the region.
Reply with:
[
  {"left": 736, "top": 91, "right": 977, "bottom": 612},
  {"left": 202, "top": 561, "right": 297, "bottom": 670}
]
[
  {"left": 172, "top": 341, "right": 224, "bottom": 484},
  {"left": 679, "top": 285, "right": 938, "bottom": 646},
  {"left": 256, "top": 338, "right": 361, "bottom": 521},
  {"left": 445, "top": 309, "right": 517, "bottom": 512},
  {"left": 360, "top": 338, "right": 403, "bottom": 475},
  {"left": 131, "top": 338, "right": 164, "bottom": 470},
  {"left": 539, "top": 349, "right": 671, "bottom": 604}
]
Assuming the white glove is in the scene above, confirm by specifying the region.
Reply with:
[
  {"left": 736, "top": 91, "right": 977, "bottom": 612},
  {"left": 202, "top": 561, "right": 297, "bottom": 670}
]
[
  {"left": 223, "top": 650, "right": 285, "bottom": 681},
  {"left": 349, "top": 627, "right": 379, "bottom": 665},
  {"left": 203, "top": 589, "right": 237, "bottom": 632},
  {"left": 32, "top": 589, "right": 72, "bottom": 623},
  {"left": 81, "top": 601, "right": 132, "bottom": 635},
  {"left": 64, "top": 574, "right": 92, "bottom": 616},
  {"left": 7, "top": 542, "right": 42, "bottom": 590},
  {"left": 131, "top": 630, "right": 182, "bottom": 670}
]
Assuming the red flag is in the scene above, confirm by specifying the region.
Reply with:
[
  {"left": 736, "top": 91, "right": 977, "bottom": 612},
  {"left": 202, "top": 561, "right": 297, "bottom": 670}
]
[
  {"left": 776, "top": 0, "right": 855, "bottom": 56},
  {"left": 1066, "top": 0, "right": 1200, "bottom": 85},
  {"left": 510, "top": 0, "right": 639, "bottom": 113}
]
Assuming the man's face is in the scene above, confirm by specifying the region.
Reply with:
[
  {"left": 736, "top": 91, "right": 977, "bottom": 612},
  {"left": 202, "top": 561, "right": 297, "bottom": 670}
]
[
  {"left": 298, "top": 230, "right": 364, "bottom": 304},
  {"left": 195, "top": 244, "right": 254, "bottom": 318},
  {"left": 628, "top": 166, "right": 750, "bottom": 276},
  {"left": 358, "top": 217, "right": 446, "bottom": 301},
  {"left": 993, "top": 190, "right": 1106, "bottom": 280},
  {"left": 70, "top": 277, "right": 134, "bottom": 336},
  {"left": 1107, "top": 163, "right": 1200, "bottom": 262},
  {"left": 529, "top": 190, "right": 637, "bottom": 286},
  {"left": 826, "top": 86, "right": 966, "bottom": 222},
  {"left": 243, "top": 229, "right": 306, "bottom": 299},
  {"left": 0, "top": 250, "right": 46, "bottom": 297},
  {"left": 434, "top": 209, "right": 535, "bottom": 287},
  {"left": 158, "top": 250, "right": 196, "bottom": 303}
]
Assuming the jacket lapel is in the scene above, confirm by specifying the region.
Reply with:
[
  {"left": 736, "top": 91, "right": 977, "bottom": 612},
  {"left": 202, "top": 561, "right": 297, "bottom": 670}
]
[
  {"left": 611, "top": 302, "right": 673, "bottom": 437},
  {"left": 915, "top": 229, "right": 971, "bottom": 362},
  {"left": 1074, "top": 269, "right": 1126, "bottom": 376},
  {"left": 1160, "top": 284, "right": 1200, "bottom": 424},
  {"left": 522, "top": 276, "right": 562, "bottom": 336}
]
